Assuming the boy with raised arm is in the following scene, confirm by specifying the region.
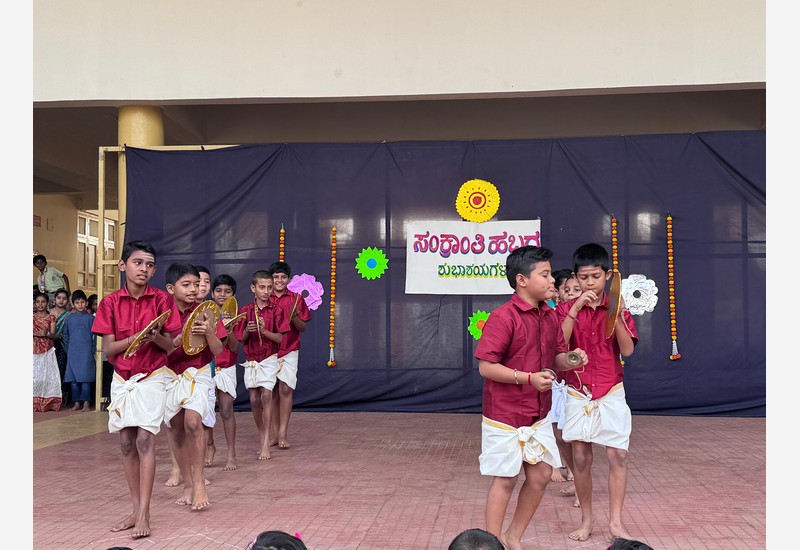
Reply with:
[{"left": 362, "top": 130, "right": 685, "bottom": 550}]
[
  {"left": 91, "top": 240, "right": 180, "bottom": 539},
  {"left": 556, "top": 242, "right": 638, "bottom": 542},
  {"left": 474, "top": 245, "right": 587, "bottom": 550}
]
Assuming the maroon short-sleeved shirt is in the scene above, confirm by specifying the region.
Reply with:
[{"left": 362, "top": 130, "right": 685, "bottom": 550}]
[
  {"left": 236, "top": 301, "right": 290, "bottom": 362},
  {"left": 91, "top": 285, "right": 181, "bottom": 380},
  {"left": 270, "top": 290, "right": 312, "bottom": 358},
  {"left": 167, "top": 301, "right": 228, "bottom": 375},
  {"left": 474, "top": 293, "right": 568, "bottom": 427},
  {"left": 555, "top": 293, "right": 638, "bottom": 398}
]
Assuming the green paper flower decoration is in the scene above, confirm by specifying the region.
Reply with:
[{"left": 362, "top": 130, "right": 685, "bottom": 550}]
[
  {"left": 468, "top": 310, "right": 490, "bottom": 340},
  {"left": 355, "top": 247, "right": 389, "bottom": 280}
]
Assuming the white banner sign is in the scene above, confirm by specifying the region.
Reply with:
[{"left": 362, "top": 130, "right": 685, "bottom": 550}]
[{"left": 405, "top": 219, "right": 542, "bottom": 294}]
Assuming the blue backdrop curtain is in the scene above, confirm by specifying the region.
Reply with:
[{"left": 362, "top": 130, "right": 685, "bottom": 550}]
[{"left": 125, "top": 130, "right": 765, "bottom": 417}]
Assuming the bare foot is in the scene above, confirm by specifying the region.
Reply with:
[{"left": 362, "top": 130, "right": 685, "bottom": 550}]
[
  {"left": 205, "top": 442, "right": 216, "bottom": 466},
  {"left": 70, "top": 402, "right": 81, "bottom": 411},
  {"left": 165, "top": 469, "right": 182, "bottom": 487},
  {"left": 191, "top": 487, "right": 211, "bottom": 510},
  {"left": 500, "top": 530, "right": 523, "bottom": 550},
  {"left": 110, "top": 514, "right": 136, "bottom": 532},
  {"left": 175, "top": 490, "right": 192, "bottom": 506},
  {"left": 568, "top": 520, "right": 593, "bottom": 541},
  {"left": 573, "top": 496, "right": 581, "bottom": 508},
  {"left": 551, "top": 467, "right": 566, "bottom": 482},
  {"left": 223, "top": 457, "right": 238, "bottom": 471},
  {"left": 204, "top": 477, "right": 211, "bottom": 486},
  {"left": 130, "top": 517, "right": 151, "bottom": 539},
  {"left": 608, "top": 522, "right": 632, "bottom": 541},
  {"left": 560, "top": 483, "right": 576, "bottom": 496},
  {"left": 566, "top": 468, "right": 574, "bottom": 481},
  {"left": 258, "top": 447, "right": 271, "bottom": 460},
  {"left": 278, "top": 440, "right": 290, "bottom": 449},
  {"left": 81, "top": 402, "right": 91, "bottom": 412}
]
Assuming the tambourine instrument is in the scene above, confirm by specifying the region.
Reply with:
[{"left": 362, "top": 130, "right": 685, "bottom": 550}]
[
  {"left": 123, "top": 310, "right": 172, "bottom": 359},
  {"left": 604, "top": 270, "right": 623, "bottom": 339},
  {"left": 182, "top": 300, "right": 221, "bottom": 355}
]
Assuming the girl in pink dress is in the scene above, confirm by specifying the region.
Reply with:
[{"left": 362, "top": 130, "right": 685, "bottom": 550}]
[{"left": 33, "top": 291, "right": 62, "bottom": 412}]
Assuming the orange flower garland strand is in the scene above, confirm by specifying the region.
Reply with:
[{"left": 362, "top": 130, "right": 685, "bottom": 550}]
[
  {"left": 667, "top": 214, "right": 681, "bottom": 360},
  {"left": 279, "top": 224, "right": 285, "bottom": 262},
  {"left": 611, "top": 216, "right": 623, "bottom": 366},
  {"left": 611, "top": 216, "right": 619, "bottom": 271},
  {"left": 327, "top": 227, "right": 337, "bottom": 367}
]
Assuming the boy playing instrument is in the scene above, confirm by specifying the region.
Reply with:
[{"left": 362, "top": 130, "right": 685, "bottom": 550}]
[
  {"left": 474, "top": 245, "right": 587, "bottom": 550},
  {"left": 237, "top": 270, "right": 290, "bottom": 461},
  {"left": 267, "top": 261, "right": 312, "bottom": 450},
  {"left": 163, "top": 263, "right": 227, "bottom": 511},
  {"left": 91, "top": 240, "right": 180, "bottom": 539},
  {"left": 211, "top": 273, "right": 244, "bottom": 470},
  {"left": 555, "top": 242, "right": 638, "bottom": 542}
]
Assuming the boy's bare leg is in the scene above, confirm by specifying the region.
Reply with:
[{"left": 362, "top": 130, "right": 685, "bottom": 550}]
[
  {"left": 164, "top": 428, "right": 182, "bottom": 486},
  {"left": 607, "top": 446, "right": 632, "bottom": 540},
  {"left": 184, "top": 409, "right": 210, "bottom": 510},
  {"left": 569, "top": 440, "right": 595, "bottom": 541},
  {"left": 485, "top": 475, "right": 517, "bottom": 543},
  {"left": 170, "top": 411, "right": 193, "bottom": 506},
  {"left": 555, "top": 429, "right": 578, "bottom": 504},
  {"left": 111, "top": 428, "right": 140, "bottom": 533},
  {"left": 503, "top": 462, "right": 551, "bottom": 550},
  {"left": 204, "top": 426, "right": 216, "bottom": 466},
  {"left": 217, "top": 390, "right": 238, "bottom": 470},
  {"left": 249, "top": 388, "right": 264, "bottom": 453},
  {"left": 277, "top": 382, "right": 293, "bottom": 449},
  {"left": 269, "top": 392, "right": 280, "bottom": 446},
  {"left": 130, "top": 428, "right": 157, "bottom": 538},
  {"left": 258, "top": 389, "right": 274, "bottom": 460}
]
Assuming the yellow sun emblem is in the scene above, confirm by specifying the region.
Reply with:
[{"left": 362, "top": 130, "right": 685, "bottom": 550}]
[{"left": 455, "top": 179, "right": 500, "bottom": 223}]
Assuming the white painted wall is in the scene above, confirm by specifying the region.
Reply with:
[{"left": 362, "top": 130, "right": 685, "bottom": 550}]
[{"left": 33, "top": 0, "right": 765, "bottom": 103}]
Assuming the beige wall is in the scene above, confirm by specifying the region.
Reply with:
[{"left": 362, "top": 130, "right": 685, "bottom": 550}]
[{"left": 33, "top": 0, "right": 765, "bottom": 104}]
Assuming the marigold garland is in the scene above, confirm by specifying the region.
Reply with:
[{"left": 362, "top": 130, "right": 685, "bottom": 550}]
[
  {"left": 279, "top": 224, "right": 285, "bottom": 262},
  {"left": 667, "top": 213, "right": 681, "bottom": 360},
  {"left": 328, "top": 227, "right": 337, "bottom": 367},
  {"left": 611, "top": 215, "right": 623, "bottom": 366}
]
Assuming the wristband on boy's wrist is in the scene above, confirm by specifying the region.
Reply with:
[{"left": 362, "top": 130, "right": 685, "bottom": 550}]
[
  {"left": 527, "top": 372, "right": 532, "bottom": 385},
  {"left": 513, "top": 369, "right": 520, "bottom": 385},
  {"left": 568, "top": 312, "right": 578, "bottom": 321}
]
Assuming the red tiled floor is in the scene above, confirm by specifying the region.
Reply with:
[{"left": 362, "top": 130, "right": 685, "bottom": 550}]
[{"left": 32, "top": 412, "right": 765, "bottom": 549}]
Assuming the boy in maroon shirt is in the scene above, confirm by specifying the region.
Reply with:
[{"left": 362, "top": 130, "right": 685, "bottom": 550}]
[
  {"left": 267, "top": 261, "right": 312, "bottom": 450},
  {"left": 556, "top": 243, "right": 638, "bottom": 542},
  {"left": 474, "top": 245, "right": 587, "bottom": 550},
  {"left": 91, "top": 240, "right": 180, "bottom": 540},
  {"left": 163, "top": 263, "right": 226, "bottom": 511},
  {"left": 236, "top": 270, "right": 290, "bottom": 460}
]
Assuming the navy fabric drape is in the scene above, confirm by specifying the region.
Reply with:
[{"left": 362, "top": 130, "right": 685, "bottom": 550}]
[{"left": 125, "top": 130, "right": 765, "bottom": 416}]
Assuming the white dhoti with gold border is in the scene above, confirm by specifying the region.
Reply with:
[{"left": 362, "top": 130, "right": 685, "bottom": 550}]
[
  {"left": 202, "top": 368, "right": 217, "bottom": 428},
  {"left": 242, "top": 357, "right": 278, "bottom": 390},
  {"left": 214, "top": 365, "right": 238, "bottom": 399},
  {"left": 479, "top": 416, "right": 562, "bottom": 477},
  {"left": 272, "top": 350, "right": 299, "bottom": 390},
  {"left": 561, "top": 382, "right": 631, "bottom": 450},
  {"left": 107, "top": 367, "right": 167, "bottom": 435},
  {"left": 550, "top": 379, "right": 568, "bottom": 430},
  {"left": 164, "top": 365, "right": 213, "bottom": 427}
]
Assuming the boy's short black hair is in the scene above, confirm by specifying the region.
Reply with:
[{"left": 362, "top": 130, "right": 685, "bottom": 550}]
[
  {"left": 121, "top": 240, "right": 157, "bottom": 263},
  {"left": 87, "top": 293, "right": 98, "bottom": 304},
  {"left": 71, "top": 289, "right": 87, "bottom": 302},
  {"left": 552, "top": 268, "right": 574, "bottom": 291},
  {"left": 250, "top": 530, "right": 308, "bottom": 550},
  {"left": 505, "top": 245, "right": 553, "bottom": 289},
  {"left": 165, "top": 263, "right": 200, "bottom": 286},
  {"left": 607, "top": 538, "right": 655, "bottom": 550},
  {"left": 33, "top": 254, "right": 47, "bottom": 265},
  {"left": 212, "top": 274, "right": 237, "bottom": 293},
  {"left": 268, "top": 261, "right": 291, "bottom": 277},
  {"left": 448, "top": 528, "right": 504, "bottom": 550},
  {"left": 251, "top": 269, "right": 273, "bottom": 286},
  {"left": 573, "top": 242, "right": 610, "bottom": 273},
  {"left": 195, "top": 265, "right": 211, "bottom": 276}
]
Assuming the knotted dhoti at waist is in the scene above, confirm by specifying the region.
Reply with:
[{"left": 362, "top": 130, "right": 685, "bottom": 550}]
[
  {"left": 107, "top": 367, "right": 167, "bottom": 435},
  {"left": 561, "top": 382, "right": 631, "bottom": 450},
  {"left": 164, "top": 365, "right": 213, "bottom": 427},
  {"left": 479, "top": 415, "right": 561, "bottom": 477}
]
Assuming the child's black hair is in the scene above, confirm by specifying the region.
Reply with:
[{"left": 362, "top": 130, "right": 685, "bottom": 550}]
[
  {"left": 33, "top": 254, "right": 47, "bottom": 265},
  {"left": 505, "top": 245, "right": 553, "bottom": 289},
  {"left": 195, "top": 264, "right": 211, "bottom": 276},
  {"left": 448, "top": 528, "right": 505, "bottom": 550},
  {"left": 212, "top": 274, "right": 237, "bottom": 294},
  {"left": 251, "top": 270, "right": 273, "bottom": 286},
  {"left": 71, "top": 289, "right": 88, "bottom": 302},
  {"left": 165, "top": 263, "right": 200, "bottom": 286},
  {"left": 268, "top": 261, "right": 291, "bottom": 277},
  {"left": 552, "top": 268, "right": 574, "bottom": 291},
  {"left": 572, "top": 242, "right": 610, "bottom": 273},
  {"left": 121, "top": 240, "right": 157, "bottom": 263}
]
